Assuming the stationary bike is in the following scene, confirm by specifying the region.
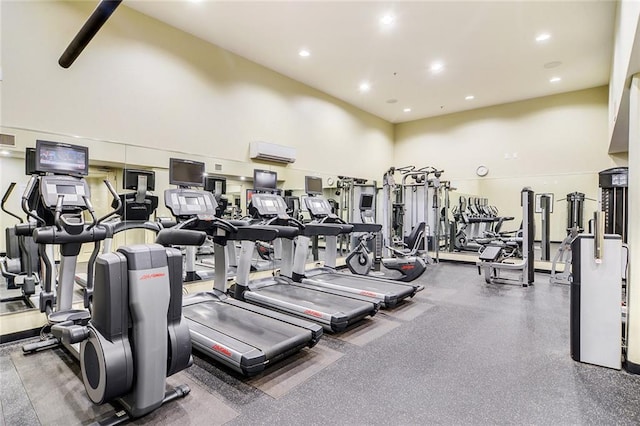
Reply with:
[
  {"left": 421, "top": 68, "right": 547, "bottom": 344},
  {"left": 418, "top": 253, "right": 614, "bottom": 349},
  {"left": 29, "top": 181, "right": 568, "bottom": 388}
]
[
  {"left": 346, "top": 221, "right": 427, "bottom": 282},
  {"left": 345, "top": 194, "right": 426, "bottom": 282}
]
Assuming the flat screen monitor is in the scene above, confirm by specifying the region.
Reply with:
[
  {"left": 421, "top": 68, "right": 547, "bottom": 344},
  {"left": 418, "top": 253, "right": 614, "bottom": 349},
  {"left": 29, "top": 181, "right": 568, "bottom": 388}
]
[
  {"left": 305, "top": 176, "right": 323, "bottom": 195},
  {"left": 123, "top": 169, "right": 155, "bottom": 191},
  {"left": 25, "top": 148, "right": 37, "bottom": 175},
  {"left": 253, "top": 169, "right": 277, "bottom": 191},
  {"left": 169, "top": 158, "right": 205, "bottom": 187},
  {"left": 204, "top": 175, "right": 227, "bottom": 196},
  {"left": 35, "top": 140, "right": 89, "bottom": 176},
  {"left": 359, "top": 193, "right": 374, "bottom": 210}
]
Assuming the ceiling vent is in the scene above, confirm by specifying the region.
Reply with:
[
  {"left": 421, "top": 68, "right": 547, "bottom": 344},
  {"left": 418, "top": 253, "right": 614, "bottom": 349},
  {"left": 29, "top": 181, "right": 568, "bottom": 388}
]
[{"left": 249, "top": 141, "right": 296, "bottom": 164}]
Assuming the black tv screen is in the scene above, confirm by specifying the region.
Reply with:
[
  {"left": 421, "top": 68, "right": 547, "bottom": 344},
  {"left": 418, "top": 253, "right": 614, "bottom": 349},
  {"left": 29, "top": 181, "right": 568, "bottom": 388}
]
[
  {"left": 25, "top": 148, "right": 37, "bottom": 175},
  {"left": 35, "top": 140, "right": 89, "bottom": 176},
  {"left": 123, "top": 169, "right": 155, "bottom": 191},
  {"left": 169, "top": 158, "right": 205, "bottom": 187},
  {"left": 360, "top": 194, "right": 374, "bottom": 210},
  {"left": 253, "top": 169, "right": 277, "bottom": 191},
  {"left": 204, "top": 175, "right": 227, "bottom": 196},
  {"left": 305, "top": 176, "right": 323, "bottom": 195}
]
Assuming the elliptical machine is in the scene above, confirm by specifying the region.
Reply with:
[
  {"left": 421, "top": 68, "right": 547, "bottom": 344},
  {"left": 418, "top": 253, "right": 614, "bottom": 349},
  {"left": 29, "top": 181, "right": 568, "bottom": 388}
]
[
  {"left": 1, "top": 181, "right": 40, "bottom": 308},
  {"left": 22, "top": 140, "right": 200, "bottom": 424},
  {"left": 344, "top": 194, "right": 427, "bottom": 282}
]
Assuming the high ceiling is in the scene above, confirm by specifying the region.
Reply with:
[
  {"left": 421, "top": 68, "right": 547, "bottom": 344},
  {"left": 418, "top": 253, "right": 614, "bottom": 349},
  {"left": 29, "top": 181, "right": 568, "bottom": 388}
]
[{"left": 126, "top": 1, "right": 617, "bottom": 123}]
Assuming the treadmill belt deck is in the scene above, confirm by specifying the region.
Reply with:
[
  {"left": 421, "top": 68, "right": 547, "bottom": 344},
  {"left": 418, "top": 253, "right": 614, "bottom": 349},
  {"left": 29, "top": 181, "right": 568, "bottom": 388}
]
[
  {"left": 307, "top": 273, "right": 415, "bottom": 306},
  {"left": 183, "top": 299, "right": 313, "bottom": 370},
  {"left": 245, "top": 283, "right": 377, "bottom": 332}
]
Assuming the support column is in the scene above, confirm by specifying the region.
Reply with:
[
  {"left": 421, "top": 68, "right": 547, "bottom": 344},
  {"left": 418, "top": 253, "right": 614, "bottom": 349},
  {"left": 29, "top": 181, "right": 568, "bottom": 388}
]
[{"left": 626, "top": 74, "right": 640, "bottom": 373}]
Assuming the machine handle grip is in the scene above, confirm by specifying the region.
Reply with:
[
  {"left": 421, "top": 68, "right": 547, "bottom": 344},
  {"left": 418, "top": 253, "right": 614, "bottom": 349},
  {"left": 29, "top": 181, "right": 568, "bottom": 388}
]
[
  {"left": 21, "top": 176, "right": 45, "bottom": 225},
  {"left": 287, "top": 217, "right": 305, "bottom": 230},
  {"left": 213, "top": 217, "right": 239, "bottom": 233},
  {"left": 90, "top": 180, "right": 121, "bottom": 229},
  {"left": 1, "top": 182, "right": 16, "bottom": 205},
  {"left": 1, "top": 182, "right": 23, "bottom": 223},
  {"left": 83, "top": 196, "right": 98, "bottom": 230},
  {"left": 54, "top": 195, "right": 64, "bottom": 231}
]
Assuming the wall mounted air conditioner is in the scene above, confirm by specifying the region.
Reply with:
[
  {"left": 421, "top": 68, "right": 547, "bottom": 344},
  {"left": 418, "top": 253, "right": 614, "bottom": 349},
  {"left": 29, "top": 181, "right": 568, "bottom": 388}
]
[{"left": 249, "top": 141, "right": 296, "bottom": 164}]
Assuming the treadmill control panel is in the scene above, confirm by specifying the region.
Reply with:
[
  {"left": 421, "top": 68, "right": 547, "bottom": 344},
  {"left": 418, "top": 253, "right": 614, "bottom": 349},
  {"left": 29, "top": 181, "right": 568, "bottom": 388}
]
[
  {"left": 165, "top": 188, "right": 217, "bottom": 218},
  {"left": 303, "top": 196, "right": 333, "bottom": 218},
  {"left": 250, "top": 193, "right": 288, "bottom": 216},
  {"left": 39, "top": 175, "right": 90, "bottom": 209}
]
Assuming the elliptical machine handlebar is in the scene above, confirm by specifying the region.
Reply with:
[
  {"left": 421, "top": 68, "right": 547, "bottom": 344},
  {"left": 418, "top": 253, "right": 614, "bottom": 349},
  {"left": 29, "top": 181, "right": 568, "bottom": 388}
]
[
  {"left": 1, "top": 182, "right": 23, "bottom": 223},
  {"left": 91, "top": 179, "right": 122, "bottom": 229},
  {"left": 21, "top": 175, "right": 45, "bottom": 226}
]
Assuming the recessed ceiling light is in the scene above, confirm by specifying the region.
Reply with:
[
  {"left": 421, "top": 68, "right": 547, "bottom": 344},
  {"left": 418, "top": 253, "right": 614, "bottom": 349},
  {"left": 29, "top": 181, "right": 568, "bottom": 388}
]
[
  {"left": 0, "top": 150, "right": 9, "bottom": 156},
  {"left": 549, "top": 76, "right": 561, "bottom": 83},
  {"left": 430, "top": 62, "right": 444, "bottom": 74},
  {"left": 298, "top": 49, "right": 310, "bottom": 57},
  {"left": 380, "top": 14, "right": 395, "bottom": 26},
  {"left": 403, "top": 108, "right": 411, "bottom": 112},
  {"left": 536, "top": 33, "right": 551, "bottom": 42},
  {"left": 465, "top": 95, "right": 475, "bottom": 100},
  {"left": 359, "top": 82, "right": 371, "bottom": 92},
  {"left": 240, "top": 176, "right": 246, "bottom": 181}
]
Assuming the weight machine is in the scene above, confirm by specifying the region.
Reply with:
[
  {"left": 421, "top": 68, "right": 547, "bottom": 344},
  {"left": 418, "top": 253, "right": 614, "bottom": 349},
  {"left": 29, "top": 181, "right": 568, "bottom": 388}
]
[
  {"left": 382, "top": 166, "right": 446, "bottom": 262},
  {"left": 475, "top": 188, "right": 535, "bottom": 287},
  {"left": 550, "top": 192, "right": 587, "bottom": 285}
]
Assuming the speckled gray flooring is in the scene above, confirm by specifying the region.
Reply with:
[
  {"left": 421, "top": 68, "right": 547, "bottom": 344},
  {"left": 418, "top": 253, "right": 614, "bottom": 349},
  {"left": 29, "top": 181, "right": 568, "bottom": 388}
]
[{"left": 2, "top": 262, "right": 639, "bottom": 425}]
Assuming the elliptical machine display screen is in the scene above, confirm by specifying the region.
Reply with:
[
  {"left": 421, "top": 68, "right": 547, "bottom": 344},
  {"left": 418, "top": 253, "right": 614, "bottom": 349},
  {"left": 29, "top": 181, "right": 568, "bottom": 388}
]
[{"left": 35, "top": 140, "right": 89, "bottom": 176}]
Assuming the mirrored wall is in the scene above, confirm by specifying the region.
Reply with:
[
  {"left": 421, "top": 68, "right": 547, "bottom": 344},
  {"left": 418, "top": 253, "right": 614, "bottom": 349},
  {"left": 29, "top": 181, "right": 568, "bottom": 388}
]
[{"left": 0, "top": 125, "right": 607, "bottom": 322}]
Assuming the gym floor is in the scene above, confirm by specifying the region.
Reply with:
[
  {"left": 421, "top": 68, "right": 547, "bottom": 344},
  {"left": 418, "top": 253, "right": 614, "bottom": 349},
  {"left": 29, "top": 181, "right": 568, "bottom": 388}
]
[{"left": 1, "top": 262, "right": 639, "bottom": 425}]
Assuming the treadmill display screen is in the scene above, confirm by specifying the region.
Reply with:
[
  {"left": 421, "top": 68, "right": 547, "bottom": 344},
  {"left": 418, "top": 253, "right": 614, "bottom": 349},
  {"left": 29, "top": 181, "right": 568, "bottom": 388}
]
[
  {"left": 306, "top": 198, "right": 331, "bottom": 216},
  {"left": 35, "top": 140, "right": 89, "bottom": 176}
]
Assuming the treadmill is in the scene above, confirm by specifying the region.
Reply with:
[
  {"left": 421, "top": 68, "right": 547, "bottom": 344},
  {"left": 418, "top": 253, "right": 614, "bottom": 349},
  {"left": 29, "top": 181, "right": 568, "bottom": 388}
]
[
  {"left": 296, "top": 194, "right": 424, "bottom": 308},
  {"left": 164, "top": 175, "right": 322, "bottom": 376},
  {"left": 236, "top": 193, "right": 378, "bottom": 332}
]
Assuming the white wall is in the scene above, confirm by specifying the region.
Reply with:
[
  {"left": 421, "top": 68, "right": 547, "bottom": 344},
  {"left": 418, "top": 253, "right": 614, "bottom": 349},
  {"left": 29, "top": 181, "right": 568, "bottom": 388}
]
[
  {"left": 0, "top": 1, "right": 393, "bottom": 182},
  {"left": 608, "top": 0, "right": 640, "bottom": 153},
  {"left": 394, "top": 86, "right": 627, "bottom": 241}
]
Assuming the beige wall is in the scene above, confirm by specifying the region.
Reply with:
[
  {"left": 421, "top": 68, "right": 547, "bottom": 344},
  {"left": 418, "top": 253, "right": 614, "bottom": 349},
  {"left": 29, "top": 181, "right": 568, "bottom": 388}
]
[
  {"left": 0, "top": 2, "right": 629, "bottom": 247},
  {"left": 0, "top": 1, "right": 393, "bottom": 181},
  {"left": 394, "top": 87, "right": 628, "bottom": 241}
]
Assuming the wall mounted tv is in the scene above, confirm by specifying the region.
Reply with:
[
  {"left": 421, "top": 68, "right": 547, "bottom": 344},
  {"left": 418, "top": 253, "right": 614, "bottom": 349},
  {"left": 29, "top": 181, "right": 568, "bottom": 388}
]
[
  {"left": 305, "top": 176, "right": 323, "bottom": 195},
  {"left": 169, "top": 158, "right": 205, "bottom": 187},
  {"left": 253, "top": 169, "right": 277, "bottom": 192}
]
